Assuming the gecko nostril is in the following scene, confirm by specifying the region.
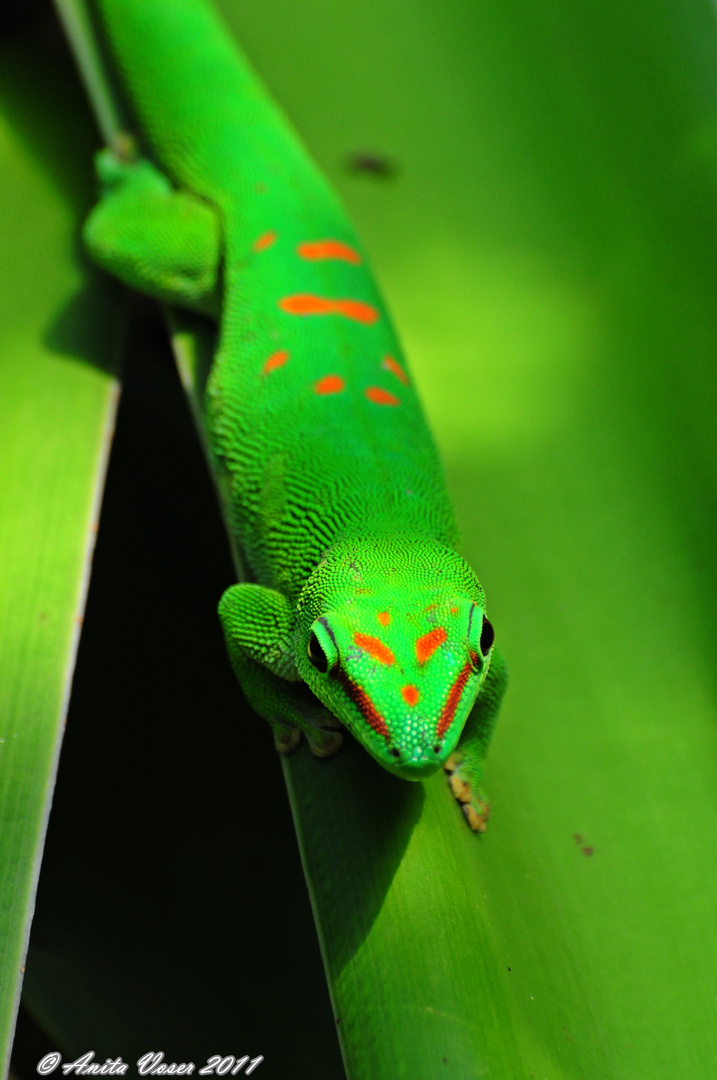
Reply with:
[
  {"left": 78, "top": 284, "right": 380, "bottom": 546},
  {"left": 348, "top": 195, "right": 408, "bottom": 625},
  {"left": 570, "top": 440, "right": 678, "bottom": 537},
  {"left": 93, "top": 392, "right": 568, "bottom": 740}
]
[
  {"left": 390, "top": 748, "right": 401, "bottom": 758},
  {"left": 433, "top": 745, "right": 441, "bottom": 753}
]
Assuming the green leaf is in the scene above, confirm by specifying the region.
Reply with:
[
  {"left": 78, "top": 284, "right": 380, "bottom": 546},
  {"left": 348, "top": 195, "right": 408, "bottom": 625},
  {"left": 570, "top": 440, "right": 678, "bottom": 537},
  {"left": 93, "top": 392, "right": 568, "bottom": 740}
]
[
  {"left": 11, "top": 0, "right": 717, "bottom": 1077},
  {"left": 0, "top": 36, "right": 121, "bottom": 1073}
]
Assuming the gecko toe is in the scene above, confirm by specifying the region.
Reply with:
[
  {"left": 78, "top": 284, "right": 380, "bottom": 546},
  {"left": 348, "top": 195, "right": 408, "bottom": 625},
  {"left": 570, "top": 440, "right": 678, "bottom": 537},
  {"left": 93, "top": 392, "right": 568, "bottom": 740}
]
[
  {"left": 308, "top": 730, "right": 344, "bottom": 758},
  {"left": 445, "top": 755, "right": 491, "bottom": 831},
  {"left": 448, "top": 772, "right": 472, "bottom": 804},
  {"left": 274, "top": 726, "right": 301, "bottom": 754},
  {"left": 462, "top": 800, "right": 490, "bottom": 832}
]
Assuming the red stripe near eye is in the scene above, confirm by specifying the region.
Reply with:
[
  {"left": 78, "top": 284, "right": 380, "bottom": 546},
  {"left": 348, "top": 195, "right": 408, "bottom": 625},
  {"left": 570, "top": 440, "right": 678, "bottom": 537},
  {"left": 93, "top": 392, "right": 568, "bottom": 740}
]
[
  {"left": 279, "top": 294, "right": 379, "bottom": 324},
  {"left": 437, "top": 660, "right": 474, "bottom": 738},
  {"left": 415, "top": 626, "right": 447, "bottom": 664},
  {"left": 354, "top": 633, "right": 395, "bottom": 665},
  {"left": 298, "top": 240, "right": 362, "bottom": 264},
  {"left": 335, "top": 669, "right": 389, "bottom": 738}
]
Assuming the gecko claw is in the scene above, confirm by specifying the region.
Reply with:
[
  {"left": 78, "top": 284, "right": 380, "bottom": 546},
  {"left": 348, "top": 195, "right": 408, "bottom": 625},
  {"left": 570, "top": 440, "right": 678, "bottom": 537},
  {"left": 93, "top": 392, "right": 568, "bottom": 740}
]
[
  {"left": 273, "top": 726, "right": 301, "bottom": 754},
  {"left": 308, "top": 729, "right": 343, "bottom": 758},
  {"left": 462, "top": 800, "right": 490, "bottom": 832},
  {"left": 444, "top": 753, "right": 491, "bottom": 832}
]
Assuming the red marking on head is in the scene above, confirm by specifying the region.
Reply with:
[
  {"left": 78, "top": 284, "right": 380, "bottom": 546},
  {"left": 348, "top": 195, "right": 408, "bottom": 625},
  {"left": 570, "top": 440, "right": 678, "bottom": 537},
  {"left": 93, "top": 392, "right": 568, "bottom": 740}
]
[
  {"left": 416, "top": 626, "right": 447, "bottom": 664},
  {"left": 298, "top": 240, "right": 361, "bottom": 264},
  {"left": 262, "top": 350, "right": 289, "bottom": 375},
  {"left": 314, "top": 374, "right": 345, "bottom": 395},
  {"left": 382, "top": 356, "right": 409, "bottom": 385},
  {"left": 354, "top": 632, "right": 395, "bottom": 665},
  {"left": 437, "top": 659, "right": 474, "bottom": 738},
  {"left": 279, "top": 294, "right": 378, "bottom": 324},
  {"left": 335, "top": 669, "right": 389, "bottom": 738},
  {"left": 450, "top": 606, "right": 459, "bottom": 615},
  {"left": 377, "top": 611, "right": 390, "bottom": 627},
  {"left": 365, "top": 387, "right": 400, "bottom": 406},
  {"left": 401, "top": 685, "right": 420, "bottom": 707},
  {"left": 253, "top": 230, "right": 277, "bottom": 252}
]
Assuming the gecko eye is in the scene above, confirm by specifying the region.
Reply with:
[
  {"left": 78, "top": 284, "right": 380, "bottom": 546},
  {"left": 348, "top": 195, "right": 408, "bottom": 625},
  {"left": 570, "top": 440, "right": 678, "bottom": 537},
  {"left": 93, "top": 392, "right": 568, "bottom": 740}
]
[
  {"left": 307, "top": 632, "right": 329, "bottom": 673},
  {"left": 479, "top": 617, "right": 495, "bottom": 657}
]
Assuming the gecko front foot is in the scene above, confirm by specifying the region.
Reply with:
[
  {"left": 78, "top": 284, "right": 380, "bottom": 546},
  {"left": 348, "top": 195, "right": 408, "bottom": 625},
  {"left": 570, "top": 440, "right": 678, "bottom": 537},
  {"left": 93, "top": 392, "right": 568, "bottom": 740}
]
[
  {"left": 302, "top": 705, "right": 344, "bottom": 758},
  {"left": 269, "top": 707, "right": 343, "bottom": 759},
  {"left": 271, "top": 722, "right": 302, "bottom": 755},
  {"left": 444, "top": 752, "right": 491, "bottom": 833}
]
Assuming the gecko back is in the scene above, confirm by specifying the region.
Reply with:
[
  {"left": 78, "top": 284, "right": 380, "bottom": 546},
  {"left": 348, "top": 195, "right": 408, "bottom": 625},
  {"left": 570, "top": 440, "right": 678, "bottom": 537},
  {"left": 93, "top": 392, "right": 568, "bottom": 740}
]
[{"left": 85, "top": 0, "right": 506, "bottom": 829}]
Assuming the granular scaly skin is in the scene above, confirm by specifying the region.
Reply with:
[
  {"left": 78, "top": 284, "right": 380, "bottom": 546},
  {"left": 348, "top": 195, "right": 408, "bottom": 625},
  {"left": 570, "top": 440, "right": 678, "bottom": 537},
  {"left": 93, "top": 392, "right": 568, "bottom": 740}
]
[{"left": 84, "top": 0, "right": 507, "bottom": 829}]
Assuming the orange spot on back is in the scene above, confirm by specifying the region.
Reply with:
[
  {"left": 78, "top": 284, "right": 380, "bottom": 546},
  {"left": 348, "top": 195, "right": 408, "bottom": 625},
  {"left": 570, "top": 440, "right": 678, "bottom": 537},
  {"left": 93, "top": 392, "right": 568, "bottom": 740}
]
[
  {"left": 337, "top": 299, "right": 378, "bottom": 323},
  {"left": 377, "top": 611, "right": 390, "bottom": 627},
  {"left": 401, "top": 685, "right": 420, "bottom": 707},
  {"left": 279, "top": 294, "right": 379, "bottom": 324},
  {"left": 354, "top": 633, "right": 395, "bottom": 665},
  {"left": 382, "top": 356, "right": 409, "bottom": 385},
  {"left": 365, "top": 387, "right": 400, "bottom": 406},
  {"left": 314, "top": 374, "right": 345, "bottom": 395},
  {"left": 298, "top": 240, "right": 362, "bottom": 264},
  {"left": 253, "top": 230, "right": 277, "bottom": 252},
  {"left": 416, "top": 626, "right": 447, "bottom": 664},
  {"left": 262, "top": 350, "right": 289, "bottom": 375}
]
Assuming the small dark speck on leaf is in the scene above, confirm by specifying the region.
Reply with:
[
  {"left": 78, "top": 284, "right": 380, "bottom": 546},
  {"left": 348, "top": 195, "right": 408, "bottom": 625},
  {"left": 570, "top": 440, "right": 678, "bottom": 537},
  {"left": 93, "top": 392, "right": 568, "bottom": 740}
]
[
  {"left": 508, "top": 966, "right": 511, "bottom": 972},
  {"left": 443, "top": 1059, "right": 447, "bottom": 1065},
  {"left": 345, "top": 150, "right": 399, "bottom": 179},
  {"left": 582, "top": 846, "right": 594, "bottom": 856},
  {"left": 573, "top": 833, "right": 583, "bottom": 844},
  {"left": 335, "top": 1016, "right": 341, "bottom": 1025}
]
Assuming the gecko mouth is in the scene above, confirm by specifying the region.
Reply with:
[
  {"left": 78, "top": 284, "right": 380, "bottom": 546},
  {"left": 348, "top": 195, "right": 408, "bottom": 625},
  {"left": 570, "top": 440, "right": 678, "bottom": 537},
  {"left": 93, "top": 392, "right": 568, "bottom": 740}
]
[
  {"left": 387, "top": 754, "right": 445, "bottom": 780},
  {"left": 379, "top": 730, "right": 454, "bottom": 778}
]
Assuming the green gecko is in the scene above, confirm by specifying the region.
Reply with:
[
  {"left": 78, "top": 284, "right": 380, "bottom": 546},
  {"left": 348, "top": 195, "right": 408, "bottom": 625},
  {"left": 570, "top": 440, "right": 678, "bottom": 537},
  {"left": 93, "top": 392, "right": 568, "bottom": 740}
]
[{"left": 82, "top": 0, "right": 507, "bottom": 830}]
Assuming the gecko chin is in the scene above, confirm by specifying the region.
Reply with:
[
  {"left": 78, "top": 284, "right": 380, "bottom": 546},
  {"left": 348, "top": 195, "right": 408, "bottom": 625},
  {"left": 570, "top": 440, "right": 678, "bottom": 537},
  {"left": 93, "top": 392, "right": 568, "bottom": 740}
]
[{"left": 381, "top": 754, "right": 446, "bottom": 781}]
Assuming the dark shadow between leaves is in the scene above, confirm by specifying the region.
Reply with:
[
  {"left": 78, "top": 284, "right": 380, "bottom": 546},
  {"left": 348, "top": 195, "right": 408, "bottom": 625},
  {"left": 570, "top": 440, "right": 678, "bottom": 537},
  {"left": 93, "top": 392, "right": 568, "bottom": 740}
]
[
  {"left": 23, "top": 307, "right": 421, "bottom": 1078},
  {"left": 286, "top": 737, "right": 425, "bottom": 978}
]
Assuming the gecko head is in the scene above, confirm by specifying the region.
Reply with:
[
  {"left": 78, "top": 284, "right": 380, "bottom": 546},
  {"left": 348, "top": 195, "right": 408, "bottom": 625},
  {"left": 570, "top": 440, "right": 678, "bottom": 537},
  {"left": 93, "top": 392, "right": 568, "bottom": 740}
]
[{"left": 295, "top": 536, "right": 495, "bottom": 778}]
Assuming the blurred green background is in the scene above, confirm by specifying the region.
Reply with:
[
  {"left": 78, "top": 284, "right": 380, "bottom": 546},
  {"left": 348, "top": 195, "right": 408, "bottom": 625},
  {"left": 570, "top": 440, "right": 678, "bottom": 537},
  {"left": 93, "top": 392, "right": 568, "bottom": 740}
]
[{"left": 3, "top": 0, "right": 717, "bottom": 1076}]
